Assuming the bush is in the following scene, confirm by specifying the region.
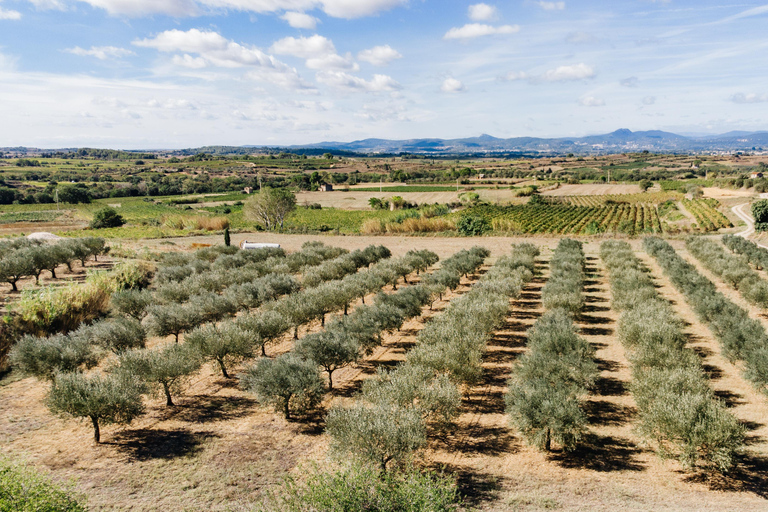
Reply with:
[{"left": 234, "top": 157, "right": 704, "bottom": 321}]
[
  {"left": 456, "top": 215, "right": 490, "bottom": 236},
  {"left": 9, "top": 332, "right": 100, "bottom": 382},
  {"left": 259, "top": 463, "right": 460, "bottom": 512},
  {"left": 241, "top": 353, "right": 324, "bottom": 419},
  {"left": 90, "top": 207, "right": 125, "bottom": 229},
  {"left": 0, "top": 456, "right": 86, "bottom": 511}
]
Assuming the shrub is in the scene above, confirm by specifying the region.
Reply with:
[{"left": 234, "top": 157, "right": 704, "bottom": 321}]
[
  {"left": 241, "top": 353, "right": 324, "bottom": 419},
  {"left": 9, "top": 332, "right": 100, "bottom": 382},
  {"left": 88, "top": 317, "right": 146, "bottom": 354},
  {"left": 90, "top": 207, "right": 125, "bottom": 229},
  {"left": 456, "top": 215, "right": 490, "bottom": 236},
  {"left": 111, "top": 288, "right": 153, "bottom": 320},
  {"left": 0, "top": 456, "right": 86, "bottom": 511},
  {"left": 46, "top": 371, "right": 146, "bottom": 443},
  {"left": 259, "top": 463, "right": 460, "bottom": 512}
]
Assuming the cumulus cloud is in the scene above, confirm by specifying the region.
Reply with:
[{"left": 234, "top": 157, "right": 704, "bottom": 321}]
[
  {"left": 642, "top": 96, "right": 656, "bottom": 105},
  {"left": 270, "top": 34, "right": 335, "bottom": 58},
  {"left": 444, "top": 23, "right": 519, "bottom": 40},
  {"left": 537, "top": 1, "right": 564, "bottom": 10},
  {"left": 468, "top": 3, "right": 496, "bottom": 21},
  {"left": 357, "top": 45, "right": 401, "bottom": 66},
  {"left": 65, "top": 46, "right": 135, "bottom": 60},
  {"left": 316, "top": 70, "right": 400, "bottom": 92},
  {"left": 280, "top": 11, "right": 318, "bottom": 28},
  {"left": 76, "top": 0, "right": 198, "bottom": 17},
  {"left": 271, "top": 35, "right": 357, "bottom": 70},
  {"left": 731, "top": 92, "right": 768, "bottom": 104},
  {"left": 0, "top": 7, "right": 22, "bottom": 19},
  {"left": 319, "top": 0, "right": 407, "bottom": 19},
  {"left": 441, "top": 78, "right": 465, "bottom": 93},
  {"left": 539, "top": 63, "right": 595, "bottom": 82},
  {"left": 579, "top": 96, "right": 605, "bottom": 107},
  {"left": 26, "top": 0, "right": 66, "bottom": 9},
  {"left": 621, "top": 76, "right": 639, "bottom": 87},
  {"left": 134, "top": 29, "right": 312, "bottom": 88}
]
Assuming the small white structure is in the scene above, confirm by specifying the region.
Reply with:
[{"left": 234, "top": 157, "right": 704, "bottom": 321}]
[{"left": 240, "top": 241, "right": 281, "bottom": 250}]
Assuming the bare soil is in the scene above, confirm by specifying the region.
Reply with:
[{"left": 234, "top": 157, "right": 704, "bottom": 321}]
[{"left": 542, "top": 184, "right": 642, "bottom": 196}]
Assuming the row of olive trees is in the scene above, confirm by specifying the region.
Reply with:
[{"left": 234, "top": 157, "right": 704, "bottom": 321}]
[
  {"left": 0, "top": 237, "right": 108, "bottom": 291},
  {"left": 602, "top": 240, "right": 743, "bottom": 472},
  {"left": 506, "top": 239, "right": 596, "bottom": 452},
  {"left": 645, "top": 236, "right": 768, "bottom": 396},
  {"left": 239, "top": 247, "right": 485, "bottom": 423},
  {"left": 324, "top": 245, "right": 538, "bottom": 472},
  {"left": 722, "top": 234, "right": 768, "bottom": 271},
  {"left": 687, "top": 236, "right": 768, "bottom": 308}
]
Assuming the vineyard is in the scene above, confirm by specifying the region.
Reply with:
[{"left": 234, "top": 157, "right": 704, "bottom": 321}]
[{"left": 3, "top": 235, "right": 768, "bottom": 511}]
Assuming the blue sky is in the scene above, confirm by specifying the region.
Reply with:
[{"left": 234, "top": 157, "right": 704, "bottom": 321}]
[{"left": 1, "top": 0, "right": 767, "bottom": 148}]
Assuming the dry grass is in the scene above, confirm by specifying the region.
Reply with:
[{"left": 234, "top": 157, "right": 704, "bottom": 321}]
[
  {"left": 163, "top": 216, "right": 229, "bottom": 231},
  {"left": 361, "top": 217, "right": 455, "bottom": 234}
]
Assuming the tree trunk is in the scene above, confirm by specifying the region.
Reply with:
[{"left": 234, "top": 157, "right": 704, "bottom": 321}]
[
  {"left": 218, "top": 360, "right": 230, "bottom": 379},
  {"left": 545, "top": 428, "right": 551, "bottom": 452},
  {"left": 261, "top": 343, "right": 267, "bottom": 357},
  {"left": 327, "top": 370, "right": 333, "bottom": 390},
  {"left": 91, "top": 416, "right": 101, "bottom": 443},
  {"left": 174, "top": 333, "right": 180, "bottom": 343},
  {"left": 284, "top": 396, "right": 291, "bottom": 419},
  {"left": 344, "top": 304, "right": 348, "bottom": 316},
  {"left": 50, "top": 268, "right": 57, "bottom": 279},
  {"left": 10, "top": 281, "right": 17, "bottom": 292},
  {"left": 163, "top": 382, "right": 174, "bottom": 406},
  {"left": 294, "top": 326, "right": 299, "bottom": 339},
  {"left": 321, "top": 314, "right": 325, "bottom": 327},
  {"left": 361, "top": 296, "right": 365, "bottom": 305}
]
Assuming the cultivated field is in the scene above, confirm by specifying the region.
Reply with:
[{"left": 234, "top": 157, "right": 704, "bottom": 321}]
[{"left": 3, "top": 233, "right": 768, "bottom": 511}]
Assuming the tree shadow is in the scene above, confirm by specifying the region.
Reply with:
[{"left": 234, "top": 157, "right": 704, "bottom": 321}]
[
  {"left": 426, "top": 462, "right": 508, "bottom": 507},
  {"left": 547, "top": 433, "right": 646, "bottom": 472},
  {"left": 584, "top": 399, "right": 636, "bottom": 427},
  {"left": 112, "top": 428, "right": 215, "bottom": 461},
  {"left": 682, "top": 452, "right": 768, "bottom": 498},
  {"left": 593, "top": 375, "right": 628, "bottom": 397},
  {"left": 164, "top": 395, "right": 259, "bottom": 423}
]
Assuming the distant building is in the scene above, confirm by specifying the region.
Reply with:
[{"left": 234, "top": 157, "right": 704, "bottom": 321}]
[
  {"left": 319, "top": 184, "right": 333, "bottom": 192},
  {"left": 751, "top": 172, "right": 763, "bottom": 179},
  {"left": 243, "top": 187, "right": 254, "bottom": 194}
]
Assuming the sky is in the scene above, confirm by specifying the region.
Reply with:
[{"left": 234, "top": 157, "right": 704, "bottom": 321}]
[{"left": 1, "top": 0, "right": 768, "bottom": 148}]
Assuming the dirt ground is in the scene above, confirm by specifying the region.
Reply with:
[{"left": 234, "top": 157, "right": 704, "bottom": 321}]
[
  {"left": 294, "top": 189, "right": 525, "bottom": 209},
  {"left": 542, "top": 184, "right": 641, "bottom": 196},
  {"left": 3, "top": 235, "right": 768, "bottom": 510}
]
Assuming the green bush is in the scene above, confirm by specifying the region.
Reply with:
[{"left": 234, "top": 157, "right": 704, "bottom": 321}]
[
  {"left": 259, "top": 464, "right": 460, "bottom": 512},
  {"left": 0, "top": 456, "right": 86, "bottom": 511},
  {"left": 456, "top": 215, "right": 490, "bottom": 236},
  {"left": 90, "top": 207, "right": 125, "bottom": 229}
]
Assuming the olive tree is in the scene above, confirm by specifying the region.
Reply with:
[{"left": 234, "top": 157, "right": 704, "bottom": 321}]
[
  {"left": 88, "top": 317, "right": 147, "bottom": 354},
  {"left": 0, "top": 251, "right": 34, "bottom": 291},
  {"left": 295, "top": 330, "right": 359, "bottom": 390},
  {"left": 111, "top": 289, "right": 153, "bottom": 320},
  {"left": 240, "top": 353, "right": 324, "bottom": 419},
  {"left": 185, "top": 321, "right": 255, "bottom": 378},
  {"left": 143, "top": 304, "right": 202, "bottom": 343},
  {"left": 326, "top": 403, "right": 426, "bottom": 472},
  {"left": 9, "top": 333, "right": 100, "bottom": 382},
  {"left": 115, "top": 344, "right": 201, "bottom": 406},
  {"left": 235, "top": 310, "right": 291, "bottom": 357},
  {"left": 46, "top": 372, "right": 145, "bottom": 443}
]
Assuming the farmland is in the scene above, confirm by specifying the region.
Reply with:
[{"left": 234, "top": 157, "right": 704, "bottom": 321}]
[{"left": 3, "top": 232, "right": 768, "bottom": 512}]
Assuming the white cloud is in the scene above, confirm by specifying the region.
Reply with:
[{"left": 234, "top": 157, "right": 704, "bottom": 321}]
[
  {"left": 731, "top": 93, "right": 768, "bottom": 104},
  {"left": 305, "top": 53, "right": 357, "bottom": 70},
  {"left": 280, "top": 11, "right": 318, "bottom": 29},
  {"left": 319, "top": 0, "right": 407, "bottom": 19},
  {"left": 135, "top": 29, "right": 312, "bottom": 89},
  {"left": 316, "top": 70, "right": 400, "bottom": 92},
  {"left": 468, "top": 3, "right": 496, "bottom": 21},
  {"left": 539, "top": 63, "right": 595, "bottom": 82},
  {"left": 537, "top": 1, "right": 564, "bottom": 10},
  {"left": 441, "top": 78, "right": 465, "bottom": 93},
  {"left": 76, "top": 0, "right": 199, "bottom": 16},
  {"left": 357, "top": 45, "right": 401, "bottom": 66},
  {"left": 579, "top": 96, "right": 605, "bottom": 107},
  {"left": 26, "top": 0, "right": 66, "bottom": 9},
  {"left": 621, "top": 76, "right": 639, "bottom": 87},
  {"left": 0, "top": 7, "right": 22, "bottom": 19},
  {"left": 270, "top": 35, "right": 335, "bottom": 58},
  {"left": 65, "top": 46, "right": 135, "bottom": 60},
  {"left": 444, "top": 23, "right": 519, "bottom": 40},
  {"left": 642, "top": 96, "right": 656, "bottom": 105}
]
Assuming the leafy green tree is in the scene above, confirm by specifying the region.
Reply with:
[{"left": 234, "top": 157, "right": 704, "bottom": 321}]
[
  {"left": 88, "top": 317, "right": 146, "bottom": 354},
  {"left": 90, "top": 207, "right": 125, "bottom": 229},
  {"left": 241, "top": 353, "right": 324, "bottom": 419},
  {"left": 0, "top": 250, "right": 35, "bottom": 291},
  {"left": 295, "top": 330, "right": 359, "bottom": 390},
  {"left": 46, "top": 372, "right": 146, "bottom": 443},
  {"left": 56, "top": 184, "right": 91, "bottom": 204},
  {"left": 753, "top": 199, "right": 768, "bottom": 231},
  {"left": 111, "top": 289, "right": 153, "bottom": 320},
  {"left": 185, "top": 321, "right": 254, "bottom": 378},
  {"left": 143, "top": 304, "right": 202, "bottom": 343},
  {"left": 326, "top": 403, "right": 426, "bottom": 472},
  {"left": 456, "top": 215, "right": 490, "bottom": 237},
  {"left": 0, "top": 456, "right": 86, "bottom": 512},
  {"left": 115, "top": 344, "right": 201, "bottom": 406},
  {"left": 640, "top": 179, "right": 653, "bottom": 192},
  {"left": 235, "top": 310, "right": 290, "bottom": 357},
  {"left": 244, "top": 187, "right": 297, "bottom": 230}
]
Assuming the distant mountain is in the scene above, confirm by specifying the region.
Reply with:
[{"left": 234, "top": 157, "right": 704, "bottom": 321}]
[
  {"left": 285, "top": 129, "right": 768, "bottom": 155},
  {"left": 3, "top": 129, "right": 768, "bottom": 156}
]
